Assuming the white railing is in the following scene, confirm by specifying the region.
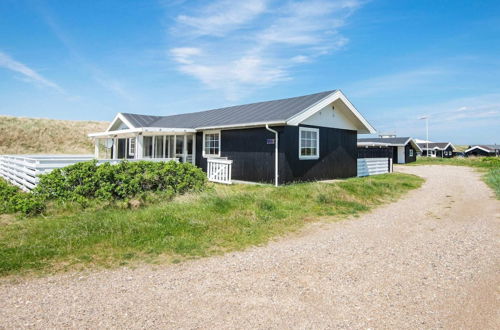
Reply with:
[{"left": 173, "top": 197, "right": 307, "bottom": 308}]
[
  {"left": 0, "top": 155, "right": 179, "bottom": 192},
  {"left": 207, "top": 158, "right": 233, "bottom": 184},
  {"left": 357, "top": 157, "right": 391, "bottom": 177}
]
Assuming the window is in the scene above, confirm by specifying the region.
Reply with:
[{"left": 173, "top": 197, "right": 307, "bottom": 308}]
[
  {"left": 128, "top": 138, "right": 135, "bottom": 156},
  {"left": 299, "top": 127, "right": 319, "bottom": 159},
  {"left": 409, "top": 149, "right": 414, "bottom": 157},
  {"left": 203, "top": 130, "right": 220, "bottom": 157}
]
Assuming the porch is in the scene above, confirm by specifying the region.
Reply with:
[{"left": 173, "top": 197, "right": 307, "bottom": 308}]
[{"left": 89, "top": 128, "right": 196, "bottom": 164}]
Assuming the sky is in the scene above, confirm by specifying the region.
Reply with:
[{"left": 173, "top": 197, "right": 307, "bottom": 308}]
[{"left": 0, "top": 0, "right": 499, "bottom": 144}]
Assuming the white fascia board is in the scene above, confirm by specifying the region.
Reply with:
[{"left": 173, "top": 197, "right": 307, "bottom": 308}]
[
  {"left": 105, "top": 113, "right": 136, "bottom": 132},
  {"left": 464, "top": 145, "right": 492, "bottom": 153},
  {"left": 88, "top": 128, "right": 142, "bottom": 138},
  {"left": 89, "top": 127, "right": 196, "bottom": 138},
  {"left": 357, "top": 142, "right": 391, "bottom": 147},
  {"left": 286, "top": 90, "right": 377, "bottom": 134},
  {"left": 142, "top": 127, "right": 196, "bottom": 134},
  {"left": 196, "top": 120, "right": 285, "bottom": 131}
]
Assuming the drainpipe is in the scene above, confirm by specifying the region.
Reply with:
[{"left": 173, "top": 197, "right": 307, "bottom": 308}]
[{"left": 265, "top": 124, "right": 279, "bottom": 187}]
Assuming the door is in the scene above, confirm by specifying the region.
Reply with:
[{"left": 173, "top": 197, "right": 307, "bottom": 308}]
[{"left": 397, "top": 146, "right": 405, "bottom": 164}]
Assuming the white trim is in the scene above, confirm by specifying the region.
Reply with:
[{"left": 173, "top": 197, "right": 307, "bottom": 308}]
[
  {"left": 196, "top": 120, "right": 285, "bottom": 131},
  {"left": 287, "top": 90, "right": 376, "bottom": 134},
  {"left": 464, "top": 145, "right": 495, "bottom": 154},
  {"left": 128, "top": 137, "right": 135, "bottom": 156},
  {"left": 106, "top": 113, "right": 136, "bottom": 132},
  {"left": 202, "top": 130, "right": 221, "bottom": 158},
  {"left": 88, "top": 127, "right": 196, "bottom": 138},
  {"left": 299, "top": 127, "right": 320, "bottom": 160}
]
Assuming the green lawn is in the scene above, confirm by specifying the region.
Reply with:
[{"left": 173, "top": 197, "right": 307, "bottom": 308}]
[
  {"left": 408, "top": 156, "right": 500, "bottom": 198},
  {"left": 0, "top": 173, "right": 422, "bottom": 277}
]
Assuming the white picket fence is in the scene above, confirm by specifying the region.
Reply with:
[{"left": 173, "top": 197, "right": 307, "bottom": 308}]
[
  {"left": 357, "top": 157, "right": 391, "bottom": 177},
  {"left": 0, "top": 155, "right": 178, "bottom": 192},
  {"left": 207, "top": 158, "right": 233, "bottom": 184}
]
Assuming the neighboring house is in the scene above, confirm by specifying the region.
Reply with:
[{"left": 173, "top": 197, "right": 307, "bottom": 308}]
[
  {"left": 418, "top": 142, "right": 455, "bottom": 158},
  {"left": 464, "top": 145, "right": 500, "bottom": 157},
  {"left": 357, "top": 136, "right": 421, "bottom": 164},
  {"left": 89, "top": 90, "right": 376, "bottom": 185}
]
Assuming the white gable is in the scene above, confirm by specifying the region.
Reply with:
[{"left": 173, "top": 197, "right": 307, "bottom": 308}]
[
  {"left": 109, "top": 119, "right": 130, "bottom": 131},
  {"left": 286, "top": 90, "right": 376, "bottom": 134},
  {"left": 106, "top": 113, "right": 136, "bottom": 132},
  {"left": 301, "top": 99, "right": 358, "bottom": 131}
]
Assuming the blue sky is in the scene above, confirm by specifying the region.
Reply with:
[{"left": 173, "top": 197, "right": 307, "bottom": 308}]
[{"left": 0, "top": 0, "right": 499, "bottom": 144}]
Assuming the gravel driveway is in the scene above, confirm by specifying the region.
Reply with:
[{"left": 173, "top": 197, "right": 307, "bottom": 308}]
[{"left": 1, "top": 165, "right": 499, "bottom": 329}]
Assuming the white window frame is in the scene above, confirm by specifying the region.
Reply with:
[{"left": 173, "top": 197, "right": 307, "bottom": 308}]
[
  {"left": 202, "top": 130, "right": 221, "bottom": 158},
  {"left": 299, "top": 127, "right": 320, "bottom": 160},
  {"left": 128, "top": 137, "right": 135, "bottom": 156},
  {"left": 409, "top": 149, "right": 414, "bottom": 157}
]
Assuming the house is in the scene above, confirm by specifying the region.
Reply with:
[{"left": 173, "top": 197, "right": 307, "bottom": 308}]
[
  {"left": 357, "top": 135, "right": 421, "bottom": 164},
  {"left": 89, "top": 90, "right": 376, "bottom": 185},
  {"left": 417, "top": 142, "right": 455, "bottom": 158},
  {"left": 464, "top": 145, "right": 500, "bottom": 157}
]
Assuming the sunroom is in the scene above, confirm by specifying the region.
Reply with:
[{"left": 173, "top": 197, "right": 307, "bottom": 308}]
[{"left": 88, "top": 114, "right": 196, "bottom": 164}]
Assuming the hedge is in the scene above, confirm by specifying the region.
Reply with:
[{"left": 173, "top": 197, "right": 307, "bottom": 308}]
[{"left": 1, "top": 160, "right": 207, "bottom": 215}]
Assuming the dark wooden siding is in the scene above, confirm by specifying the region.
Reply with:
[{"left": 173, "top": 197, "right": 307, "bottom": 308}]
[
  {"left": 278, "top": 125, "right": 357, "bottom": 183},
  {"left": 195, "top": 127, "right": 276, "bottom": 183},
  {"left": 405, "top": 144, "right": 417, "bottom": 163},
  {"left": 196, "top": 125, "right": 358, "bottom": 184},
  {"left": 358, "top": 146, "right": 393, "bottom": 159}
]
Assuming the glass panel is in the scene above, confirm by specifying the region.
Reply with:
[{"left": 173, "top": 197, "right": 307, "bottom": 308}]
[
  {"left": 186, "top": 135, "right": 193, "bottom": 155},
  {"left": 154, "top": 136, "right": 164, "bottom": 158},
  {"left": 168, "top": 136, "right": 175, "bottom": 158},
  {"left": 97, "top": 139, "right": 113, "bottom": 159},
  {"left": 143, "top": 136, "right": 153, "bottom": 158},
  {"left": 176, "top": 135, "right": 183, "bottom": 155}
]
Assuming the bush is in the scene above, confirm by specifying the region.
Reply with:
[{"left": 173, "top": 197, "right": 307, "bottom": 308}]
[
  {"left": 34, "top": 160, "right": 207, "bottom": 203},
  {"left": 0, "top": 179, "right": 46, "bottom": 215},
  {"left": 0, "top": 160, "right": 206, "bottom": 216}
]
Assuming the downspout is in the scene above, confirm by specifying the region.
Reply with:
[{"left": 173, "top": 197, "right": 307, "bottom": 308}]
[{"left": 265, "top": 124, "right": 279, "bottom": 187}]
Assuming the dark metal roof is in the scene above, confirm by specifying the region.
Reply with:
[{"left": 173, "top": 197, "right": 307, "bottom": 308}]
[
  {"left": 417, "top": 142, "right": 451, "bottom": 150},
  {"left": 121, "top": 90, "right": 336, "bottom": 129},
  {"left": 357, "top": 137, "right": 411, "bottom": 146}
]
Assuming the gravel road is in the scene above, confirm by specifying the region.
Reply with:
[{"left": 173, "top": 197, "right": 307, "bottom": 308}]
[{"left": 1, "top": 165, "right": 499, "bottom": 329}]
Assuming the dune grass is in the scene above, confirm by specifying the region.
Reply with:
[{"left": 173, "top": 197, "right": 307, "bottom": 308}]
[
  {"left": 0, "top": 115, "right": 108, "bottom": 154},
  {"left": 408, "top": 156, "right": 500, "bottom": 198},
  {"left": 0, "top": 173, "right": 422, "bottom": 277}
]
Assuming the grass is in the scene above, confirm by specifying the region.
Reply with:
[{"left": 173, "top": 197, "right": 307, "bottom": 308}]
[
  {"left": 0, "top": 115, "right": 108, "bottom": 154},
  {"left": 0, "top": 173, "right": 422, "bottom": 277},
  {"left": 408, "top": 156, "right": 500, "bottom": 198}
]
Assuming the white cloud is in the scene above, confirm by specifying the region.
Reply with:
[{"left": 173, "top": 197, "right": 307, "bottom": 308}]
[
  {"left": 169, "top": 0, "right": 362, "bottom": 99},
  {"left": 176, "top": 0, "right": 267, "bottom": 37},
  {"left": 0, "top": 51, "right": 64, "bottom": 93}
]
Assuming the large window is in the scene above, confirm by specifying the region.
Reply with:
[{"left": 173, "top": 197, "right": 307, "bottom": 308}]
[
  {"left": 203, "top": 130, "right": 220, "bottom": 157},
  {"left": 299, "top": 127, "right": 319, "bottom": 159}
]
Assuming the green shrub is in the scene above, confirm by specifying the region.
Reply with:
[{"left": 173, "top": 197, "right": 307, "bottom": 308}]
[
  {"left": 0, "top": 160, "right": 206, "bottom": 216},
  {"left": 0, "top": 179, "right": 46, "bottom": 215},
  {"left": 34, "top": 160, "right": 207, "bottom": 203}
]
